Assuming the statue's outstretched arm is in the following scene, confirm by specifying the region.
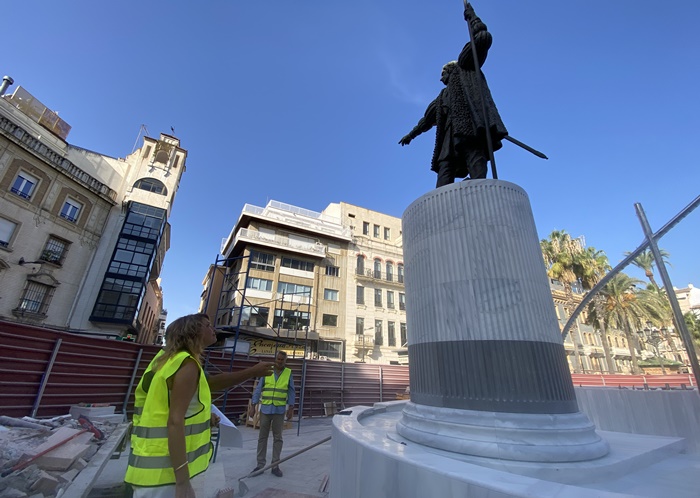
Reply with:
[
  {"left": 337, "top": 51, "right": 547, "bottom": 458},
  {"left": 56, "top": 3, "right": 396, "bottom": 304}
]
[
  {"left": 399, "top": 98, "right": 438, "bottom": 146},
  {"left": 457, "top": 5, "right": 493, "bottom": 70}
]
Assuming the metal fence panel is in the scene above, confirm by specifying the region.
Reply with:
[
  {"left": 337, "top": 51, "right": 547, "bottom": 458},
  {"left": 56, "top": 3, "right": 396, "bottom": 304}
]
[{"left": 2, "top": 320, "right": 692, "bottom": 421}]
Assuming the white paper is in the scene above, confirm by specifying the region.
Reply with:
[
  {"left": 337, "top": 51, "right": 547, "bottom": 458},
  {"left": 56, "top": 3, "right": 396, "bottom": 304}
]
[{"left": 211, "top": 405, "right": 242, "bottom": 448}]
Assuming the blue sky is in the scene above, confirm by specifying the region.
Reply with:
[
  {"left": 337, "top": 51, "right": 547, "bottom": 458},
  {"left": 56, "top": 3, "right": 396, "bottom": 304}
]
[{"left": 5, "top": 1, "right": 699, "bottom": 321}]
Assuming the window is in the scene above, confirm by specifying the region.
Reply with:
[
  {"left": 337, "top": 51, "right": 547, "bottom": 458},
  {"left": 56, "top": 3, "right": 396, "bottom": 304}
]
[
  {"left": 108, "top": 239, "right": 155, "bottom": 278},
  {"left": 246, "top": 277, "right": 273, "bottom": 291},
  {"left": 318, "top": 339, "right": 342, "bottom": 359},
  {"left": 398, "top": 264, "right": 404, "bottom": 283},
  {"left": 133, "top": 178, "right": 167, "bottom": 195},
  {"left": 11, "top": 172, "right": 38, "bottom": 199},
  {"left": 121, "top": 203, "right": 166, "bottom": 240},
  {"left": 281, "top": 257, "right": 314, "bottom": 272},
  {"left": 324, "top": 288, "right": 339, "bottom": 301},
  {"left": 356, "top": 285, "right": 364, "bottom": 305},
  {"left": 373, "top": 224, "right": 380, "bottom": 238},
  {"left": 388, "top": 321, "right": 396, "bottom": 347},
  {"left": 400, "top": 322, "right": 407, "bottom": 347},
  {"left": 386, "top": 262, "right": 393, "bottom": 282},
  {"left": 363, "top": 222, "right": 369, "bottom": 235},
  {"left": 356, "top": 254, "right": 365, "bottom": 274},
  {"left": 356, "top": 317, "right": 364, "bottom": 335},
  {"left": 273, "top": 309, "right": 309, "bottom": 330},
  {"left": 374, "top": 288, "right": 382, "bottom": 307},
  {"left": 16, "top": 281, "right": 54, "bottom": 315},
  {"left": 92, "top": 277, "right": 141, "bottom": 321},
  {"left": 399, "top": 292, "right": 406, "bottom": 310},
  {"left": 242, "top": 306, "right": 269, "bottom": 326},
  {"left": 60, "top": 198, "right": 82, "bottom": 223},
  {"left": 0, "top": 218, "right": 18, "bottom": 248},
  {"left": 325, "top": 265, "right": 339, "bottom": 277},
  {"left": 375, "top": 320, "right": 383, "bottom": 346},
  {"left": 384, "top": 227, "right": 390, "bottom": 240},
  {"left": 322, "top": 314, "right": 338, "bottom": 327},
  {"left": 249, "top": 250, "right": 276, "bottom": 271},
  {"left": 40, "top": 236, "right": 70, "bottom": 265},
  {"left": 387, "top": 291, "right": 395, "bottom": 309},
  {"left": 373, "top": 259, "right": 382, "bottom": 279},
  {"left": 277, "top": 281, "right": 312, "bottom": 297}
]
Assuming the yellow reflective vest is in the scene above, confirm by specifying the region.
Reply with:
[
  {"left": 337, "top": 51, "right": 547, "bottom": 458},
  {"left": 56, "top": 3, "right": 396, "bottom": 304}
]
[
  {"left": 125, "top": 350, "right": 212, "bottom": 487},
  {"left": 261, "top": 368, "right": 291, "bottom": 406}
]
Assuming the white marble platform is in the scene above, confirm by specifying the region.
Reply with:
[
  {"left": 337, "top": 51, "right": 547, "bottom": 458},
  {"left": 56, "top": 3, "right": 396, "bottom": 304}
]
[{"left": 331, "top": 401, "right": 697, "bottom": 498}]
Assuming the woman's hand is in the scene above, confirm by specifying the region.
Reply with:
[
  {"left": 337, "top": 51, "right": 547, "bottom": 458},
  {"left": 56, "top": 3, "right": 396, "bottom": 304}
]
[{"left": 210, "top": 413, "right": 220, "bottom": 428}]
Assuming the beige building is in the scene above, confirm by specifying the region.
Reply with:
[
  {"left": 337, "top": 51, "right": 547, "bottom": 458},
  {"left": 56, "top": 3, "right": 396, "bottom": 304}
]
[
  {"left": 553, "top": 281, "right": 691, "bottom": 374},
  {"left": 326, "top": 202, "right": 408, "bottom": 364},
  {"left": 0, "top": 76, "right": 184, "bottom": 342}
]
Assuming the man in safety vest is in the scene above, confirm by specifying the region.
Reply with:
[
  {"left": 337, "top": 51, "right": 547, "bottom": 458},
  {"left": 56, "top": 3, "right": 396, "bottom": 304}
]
[{"left": 249, "top": 350, "right": 295, "bottom": 477}]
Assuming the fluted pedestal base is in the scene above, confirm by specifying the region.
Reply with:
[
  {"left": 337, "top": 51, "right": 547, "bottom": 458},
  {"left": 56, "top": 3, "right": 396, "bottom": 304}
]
[{"left": 399, "top": 180, "right": 608, "bottom": 462}]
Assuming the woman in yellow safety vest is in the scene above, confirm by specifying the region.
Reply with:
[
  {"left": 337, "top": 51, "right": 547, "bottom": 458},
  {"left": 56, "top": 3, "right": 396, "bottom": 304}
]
[{"left": 125, "top": 313, "right": 272, "bottom": 497}]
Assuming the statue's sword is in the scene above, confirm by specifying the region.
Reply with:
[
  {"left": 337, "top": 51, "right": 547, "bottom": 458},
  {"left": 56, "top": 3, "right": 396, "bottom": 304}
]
[{"left": 503, "top": 135, "right": 548, "bottom": 159}]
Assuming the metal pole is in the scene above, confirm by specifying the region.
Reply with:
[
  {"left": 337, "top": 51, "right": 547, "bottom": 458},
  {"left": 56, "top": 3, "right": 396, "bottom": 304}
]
[
  {"left": 340, "top": 362, "right": 345, "bottom": 409},
  {"left": 31, "top": 338, "right": 62, "bottom": 418},
  {"left": 562, "top": 194, "right": 700, "bottom": 339},
  {"left": 464, "top": 0, "right": 497, "bottom": 178},
  {"left": 297, "top": 359, "right": 307, "bottom": 436},
  {"left": 122, "top": 348, "right": 144, "bottom": 416},
  {"left": 634, "top": 202, "right": 700, "bottom": 389}
]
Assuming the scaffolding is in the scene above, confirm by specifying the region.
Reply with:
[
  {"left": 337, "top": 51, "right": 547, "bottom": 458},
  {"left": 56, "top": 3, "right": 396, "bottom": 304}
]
[{"left": 201, "top": 252, "right": 314, "bottom": 438}]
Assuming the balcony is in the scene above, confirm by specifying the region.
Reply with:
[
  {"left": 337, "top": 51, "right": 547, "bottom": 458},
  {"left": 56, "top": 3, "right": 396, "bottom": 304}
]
[
  {"left": 234, "top": 228, "right": 326, "bottom": 258},
  {"left": 355, "top": 268, "right": 405, "bottom": 287},
  {"left": 353, "top": 334, "right": 375, "bottom": 349}
]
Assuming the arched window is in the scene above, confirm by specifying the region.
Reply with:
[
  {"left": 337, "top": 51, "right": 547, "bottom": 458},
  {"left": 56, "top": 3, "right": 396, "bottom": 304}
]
[
  {"left": 373, "top": 259, "right": 382, "bottom": 279},
  {"left": 356, "top": 254, "right": 365, "bottom": 275},
  {"left": 386, "top": 262, "right": 394, "bottom": 282},
  {"left": 398, "top": 264, "right": 404, "bottom": 283},
  {"left": 133, "top": 178, "right": 167, "bottom": 195}
]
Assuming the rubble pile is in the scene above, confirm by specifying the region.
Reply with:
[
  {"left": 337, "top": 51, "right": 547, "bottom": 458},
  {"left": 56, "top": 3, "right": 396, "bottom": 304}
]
[{"left": 0, "top": 405, "right": 125, "bottom": 498}]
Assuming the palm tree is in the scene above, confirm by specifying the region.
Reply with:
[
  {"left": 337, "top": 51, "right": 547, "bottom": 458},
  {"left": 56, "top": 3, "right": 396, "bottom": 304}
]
[
  {"left": 540, "top": 230, "right": 586, "bottom": 372},
  {"left": 589, "top": 273, "right": 668, "bottom": 374},
  {"left": 684, "top": 312, "right": 700, "bottom": 354},
  {"left": 626, "top": 248, "right": 671, "bottom": 289},
  {"left": 577, "top": 247, "right": 616, "bottom": 373}
]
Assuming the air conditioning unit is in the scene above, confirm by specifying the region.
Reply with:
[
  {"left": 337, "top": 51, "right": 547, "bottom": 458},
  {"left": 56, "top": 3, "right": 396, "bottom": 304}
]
[{"left": 318, "top": 355, "right": 329, "bottom": 361}]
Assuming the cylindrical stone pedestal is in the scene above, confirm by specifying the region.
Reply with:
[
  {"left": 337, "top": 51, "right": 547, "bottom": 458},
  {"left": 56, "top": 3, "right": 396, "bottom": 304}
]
[{"left": 396, "top": 180, "right": 609, "bottom": 462}]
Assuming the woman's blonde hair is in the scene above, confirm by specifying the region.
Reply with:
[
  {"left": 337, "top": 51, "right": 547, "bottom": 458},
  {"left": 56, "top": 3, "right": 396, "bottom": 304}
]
[{"left": 153, "top": 313, "right": 210, "bottom": 371}]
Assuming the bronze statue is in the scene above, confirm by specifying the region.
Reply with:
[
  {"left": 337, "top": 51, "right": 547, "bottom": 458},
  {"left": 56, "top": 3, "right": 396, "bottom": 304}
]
[{"left": 399, "top": 3, "right": 508, "bottom": 188}]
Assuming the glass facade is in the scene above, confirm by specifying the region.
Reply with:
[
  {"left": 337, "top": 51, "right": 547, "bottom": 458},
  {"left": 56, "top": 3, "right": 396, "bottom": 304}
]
[{"left": 91, "top": 202, "right": 166, "bottom": 324}]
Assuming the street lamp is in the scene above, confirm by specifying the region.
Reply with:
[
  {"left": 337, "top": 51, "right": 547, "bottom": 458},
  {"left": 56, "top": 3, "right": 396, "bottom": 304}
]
[{"left": 638, "top": 321, "right": 667, "bottom": 375}]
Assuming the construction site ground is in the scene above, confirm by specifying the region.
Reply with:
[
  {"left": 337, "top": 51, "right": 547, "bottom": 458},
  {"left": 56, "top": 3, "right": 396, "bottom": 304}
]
[{"left": 90, "top": 416, "right": 334, "bottom": 498}]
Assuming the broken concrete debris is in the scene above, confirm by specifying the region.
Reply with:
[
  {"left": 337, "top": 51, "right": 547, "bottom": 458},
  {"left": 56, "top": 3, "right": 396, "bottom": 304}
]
[{"left": 0, "top": 406, "right": 124, "bottom": 497}]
